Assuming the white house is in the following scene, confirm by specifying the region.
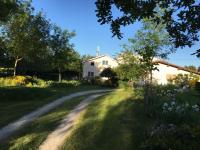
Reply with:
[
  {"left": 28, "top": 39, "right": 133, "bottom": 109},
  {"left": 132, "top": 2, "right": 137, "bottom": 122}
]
[
  {"left": 152, "top": 60, "right": 200, "bottom": 84},
  {"left": 82, "top": 54, "right": 200, "bottom": 84},
  {"left": 82, "top": 55, "right": 118, "bottom": 78}
]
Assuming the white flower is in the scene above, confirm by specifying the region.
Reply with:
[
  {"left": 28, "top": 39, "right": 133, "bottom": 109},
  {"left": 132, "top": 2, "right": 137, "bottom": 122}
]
[
  {"left": 171, "top": 101, "right": 176, "bottom": 106},
  {"left": 163, "top": 103, "right": 168, "bottom": 107},
  {"left": 175, "top": 106, "right": 181, "bottom": 112},
  {"left": 192, "top": 105, "right": 199, "bottom": 112},
  {"left": 168, "top": 107, "right": 172, "bottom": 111}
]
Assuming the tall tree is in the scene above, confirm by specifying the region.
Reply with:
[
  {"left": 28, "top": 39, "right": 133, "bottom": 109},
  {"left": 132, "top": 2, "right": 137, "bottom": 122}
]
[
  {"left": 0, "top": 0, "right": 19, "bottom": 22},
  {"left": 2, "top": 3, "right": 32, "bottom": 76},
  {"left": 125, "top": 18, "right": 174, "bottom": 111},
  {"left": 1, "top": 3, "right": 51, "bottom": 76},
  {"left": 81, "top": 54, "right": 94, "bottom": 62},
  {"left": 50, "top": 25, "right": 76, "bottom": 82},
  {"left": 68, "top": 51, "right": 82, "bottom": 78},
  {"left": 129, "top": 18, "right": 174, "bottom": 80},
  {"left": 95, "top": 0, "right": 200, "bottom": 56},
  {"left": 115, "top": 50, "right": 143, "bottom": 82},
  {"left": 0, "top": 37, "right": 10, "bottom": 67}
]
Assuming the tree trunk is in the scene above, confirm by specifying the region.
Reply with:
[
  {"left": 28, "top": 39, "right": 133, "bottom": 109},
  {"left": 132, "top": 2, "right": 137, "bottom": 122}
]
[
  {"left": 150, "top": 70, "right": 153, "bottom": 84},
  {"left": 13, "top": 57, "right": 22, "bottom": 77},
  {"left": 144, "top": 82, "right": 150, "bottom": 112},
  {"left": 144, "top": 72, "right": 154, "bottom": 115},
  {"left": 58, "top": 68, "right": 62, "bottom": 83}
]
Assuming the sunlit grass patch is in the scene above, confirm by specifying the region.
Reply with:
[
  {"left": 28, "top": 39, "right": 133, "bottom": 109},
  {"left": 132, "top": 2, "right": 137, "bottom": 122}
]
[
  {"left": 0, "top": 96, "right": 87, "bottom": 150},
  {"left": 0, "top": 85, "right": 103, "bottom": 128},
  {"left": 61, "top": 89, "right": 136, "bottom": 150}
]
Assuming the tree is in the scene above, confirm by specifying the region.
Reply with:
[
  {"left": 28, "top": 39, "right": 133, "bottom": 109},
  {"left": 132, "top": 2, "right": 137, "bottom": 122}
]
[
  {"left": 0, "top": 0, "right": 19, "bottom": 22},
  {"left": 66, "top": 50, "right": 82, "bottom": 79},
  {"left": 95, "top": 0, "right": 200, "bottom": 56},
  {"left": 124, "top": 18, "right": 174, "bottom": 112},
  {"left": 81, "top": 54, "right": 94, "bottom": 62},
  {"left": 185, "top": 65, "right": 197, "bottom": 71},
  {"left": 50, "top": 25, "right": 76, "bottom": 82},
  {"left": 2, "top": 4, "right": 32, "bottom": 76},
  {"left": 1, "top": 5, "right": 51, "bottom": 76},
  {"left": 115, "top": 50, "right": 143, "bottom": 82},
  {"left": 100, "top": 67, "right": 116, "bottom": 79},
  {"left": 0, "top": 37, "right": 11, "bottom": 67},
  {"left": 129, "top": 18, "right": 174, "bottom": 81},
  {"left": 1, "top": 6, "right": 51, "bottom": 76},
  {"left": 198, "top": 66, "right": 200, "bottom": 72},
  {"left": 100, "top": 67, "right": 118, "bottom": 87}
]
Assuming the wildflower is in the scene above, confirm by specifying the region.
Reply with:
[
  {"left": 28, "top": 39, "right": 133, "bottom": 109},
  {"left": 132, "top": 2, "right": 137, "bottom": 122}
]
[
  {"left": 171, "top": 101, "right": 176, "bottom": 106},
  {"left": 192, "top": 105, "right": 199, "bottom": 112},
  {"left": 163, "top": 103, "right": 168, "bottom": 107},
  {"left": 175, "top": 106, "right": 181, "bottom": 112},
  {"left": 168, "top": 107, "right": 172, "bottom": 111}
]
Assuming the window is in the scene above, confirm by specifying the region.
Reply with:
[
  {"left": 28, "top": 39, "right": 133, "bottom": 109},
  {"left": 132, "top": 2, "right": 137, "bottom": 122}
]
[
  {"left": 88, "top": 71, "right": 94, "bottom": 77},
  {"left": 102, "top": 60, "right": 108, "bottom": 65},
  {"left": 91, "top": 62, "right": 94, "bottom": 66},
  {"left": 91, "top": 72, "right": 94, "bottom": 77}
]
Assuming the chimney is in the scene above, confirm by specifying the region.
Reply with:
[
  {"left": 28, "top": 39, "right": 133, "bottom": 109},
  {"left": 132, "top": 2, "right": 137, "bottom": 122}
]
[{"left": 96, "top": 46, "right": 100, "bottom": 56}]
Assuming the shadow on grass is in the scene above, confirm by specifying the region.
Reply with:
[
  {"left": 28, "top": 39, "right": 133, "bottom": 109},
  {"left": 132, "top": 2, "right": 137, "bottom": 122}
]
[
  {"left": 62, "top": 91, "right": 153, "bottom": 150},
  {"left": 0, "top": 85, "right": 104, "bottom": 128},
  {"left": 0, "top": 96, "right": 86, "bottom": 150}
]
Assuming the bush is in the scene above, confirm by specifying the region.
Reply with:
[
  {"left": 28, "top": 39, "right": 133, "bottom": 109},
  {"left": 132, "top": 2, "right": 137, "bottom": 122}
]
[
  {"left": 50, "top": 80, "right": 81, "bottom": 88},
  {"left": 0, "top": 76, "right": 29, "bottom": 86},
  {"left": 118, "top": 80, "right": 129, "bottom": 89},
  {"left": 168, "top": 73, "right": 199, "bottom": 89},
  {"left": 142, "top": 84, "right": 200, "bottom": 150},
  {"left": 0, "top": 76, "right": 50, "bottom": 87},
  {"left": 142, "top": 123, "right": 200, "bottom": 150}
]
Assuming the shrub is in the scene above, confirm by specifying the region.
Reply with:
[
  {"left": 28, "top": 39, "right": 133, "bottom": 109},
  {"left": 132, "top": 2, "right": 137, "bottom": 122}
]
[
  {"left": 0, "top": 76, "right": 28, "bottom": 86},
  {"left": 0, "top": 76, "right": 49, "bottom": 87},
  {"left": 142, "top": 123, "right": 200, "bottom": 150},
  {"left": 50, "top": 80, "right": 81, "bottom": 88},
  {"left": 168, "top": 73, "right": 199, "bottom": 89},
  {"left": 118, "top": 80, "right": 129, "bottom": 89},
  {"left": 141, "top": 84, "right": 200, "bottom": 150}
]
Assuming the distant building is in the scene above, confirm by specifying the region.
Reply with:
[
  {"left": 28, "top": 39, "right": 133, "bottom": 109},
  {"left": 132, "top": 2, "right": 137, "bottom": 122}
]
[
  {"left": 152, "top": 60, "right": 200, "bottom": 84},
  {"left": 82, "top": 55, "right": 118, "bottom": 78},
  {"left": 82, "top": 54, "right": 200, "bottom": 84}
]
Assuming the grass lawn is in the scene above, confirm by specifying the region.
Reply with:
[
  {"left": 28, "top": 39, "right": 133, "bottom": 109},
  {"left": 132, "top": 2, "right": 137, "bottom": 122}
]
[
  {"left": 61, "top": 88, "right": 200, "bottom": 150},
  {"left": 0, "top": 96, "right": 88, "bottom": 150},
  {"left": 1, "top": 86, "right": 198, "bottom": 150},
  {"left": 61, "top": 89, "right": 142, "bottom": 150},
  {"left": 0, "top": 85, "right": 103, "bottom": 128}
]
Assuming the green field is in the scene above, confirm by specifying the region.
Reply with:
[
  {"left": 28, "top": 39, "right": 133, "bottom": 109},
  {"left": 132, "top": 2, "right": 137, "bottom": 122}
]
[
  {"left": 0, "top": 85, "right": 102, "bottom": 128},
  {"left": 0, "top": 87, "right": 199, "bottom": 150},
  {"left": 0, "top": 96, "right": 88, "bottom": 149}
]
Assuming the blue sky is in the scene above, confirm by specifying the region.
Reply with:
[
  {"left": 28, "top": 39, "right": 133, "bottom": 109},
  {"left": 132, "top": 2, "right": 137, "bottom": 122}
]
[{"left": 32, "top": 0, "right": 199, "bottom": 67}]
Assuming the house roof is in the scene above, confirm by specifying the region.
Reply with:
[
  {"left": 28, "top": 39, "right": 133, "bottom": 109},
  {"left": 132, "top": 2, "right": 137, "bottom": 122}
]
[
  {"left": 153, "top": 60, "right": 200, "bottom": 75},
  {"left": 84, "top": 55, "right": 106, "bottom": 62},
  {"left": 83, "top": 55, "right": 118, "bottom": 63}
]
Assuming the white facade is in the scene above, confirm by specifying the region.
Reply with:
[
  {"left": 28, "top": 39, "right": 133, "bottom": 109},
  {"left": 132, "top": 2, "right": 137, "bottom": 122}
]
[
  {"left": 82, "top": 55, "right": 118, "bottom": 78},
  {"left": 152, "top": 63, "right": 193, "bottom": 84},
  {"left": 82, "top": 55, "right": 200, "bottom": 84}
]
